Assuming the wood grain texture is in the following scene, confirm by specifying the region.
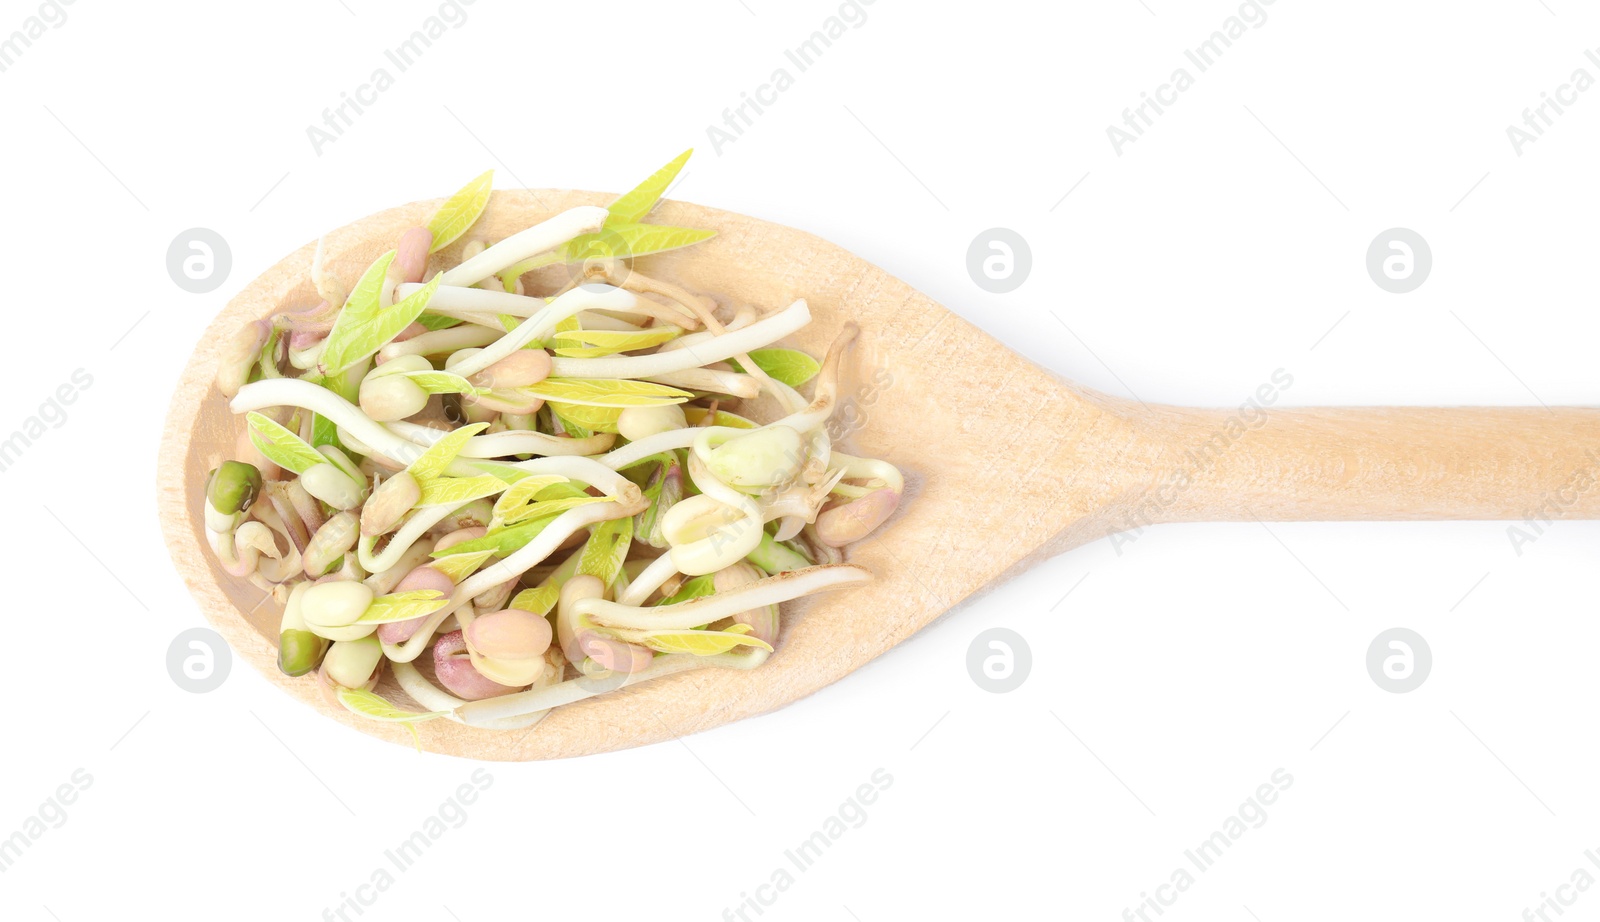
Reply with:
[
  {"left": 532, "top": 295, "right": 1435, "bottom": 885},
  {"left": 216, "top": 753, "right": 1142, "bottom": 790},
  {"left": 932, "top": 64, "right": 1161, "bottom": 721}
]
[{"left": 157, "top": 190, "right": 1600, "bottom": 760}]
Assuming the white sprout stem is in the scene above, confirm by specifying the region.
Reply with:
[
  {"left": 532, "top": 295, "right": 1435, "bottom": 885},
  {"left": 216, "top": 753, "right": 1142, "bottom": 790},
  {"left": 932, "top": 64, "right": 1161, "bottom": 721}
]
[
  {"left": 389, "top": 661, "right": 549, "bottom": 731},
  {"left": 454, "top": 651, "right": 770, "bottom": 726},
  {"left": 599, "top": 427, "right": 711, "bottom": 471},
  {"left": 363, "top": 535, "right": 438, "bottom": 594},
  {"left": 498, "top": 455, "right": 644, "bottom": 500},
  {"left": 447, "top": 284, "right": 638, "bottom": 379},
  {"left": 575, "top": 312, "right": 645, "bottom": 332},
  {"left": 232, "top": 379, "right": 467, "bottom": 473},
  {"left": 655, "top": 306, "right": 756, "bottom": 353},
  {"left": 579, "top": 564, "right": 871, "bottom": 631},
  {"left": 377, "top": 325, "right": 500, "bottom": 361},
  {"left": 357, "top": 504, "right": 460, "bottom": 573},
  {"left": 385, "top": 420, "right": 616, "bottom": 458},
  {"left": 642, "top": 368, "right": 759, "bottom": 399},
  {"left": 386, "top": 499, "right": 642, "bottom": 663},
  {"left": 617, "top": 553, "right": 679, "bottom": 607},
  {"left": 394, "top": 283, "right": 550, "bottom": 316},
  {"left": 547, "top": 299, "right": 810, "bottom": 379},
  {"left": 765, "top": 375, "right": 829, "bottom": 472},
  {"left": 439, "top": 205, "right": 608, "bottom": 288},
  {"left": 829, "top": 451, "right": 905, "bottom": 493}
]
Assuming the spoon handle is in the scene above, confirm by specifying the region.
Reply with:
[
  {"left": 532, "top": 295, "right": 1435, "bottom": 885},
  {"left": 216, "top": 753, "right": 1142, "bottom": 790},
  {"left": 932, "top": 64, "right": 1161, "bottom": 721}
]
[{"left": 1120, "top": 405, "right": 1600, "bottom": 527}]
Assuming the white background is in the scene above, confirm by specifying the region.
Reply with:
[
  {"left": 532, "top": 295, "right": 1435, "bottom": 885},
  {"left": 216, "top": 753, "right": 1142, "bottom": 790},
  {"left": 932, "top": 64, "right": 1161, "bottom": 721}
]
[{"left": 2, "top": 1, "right": 1598, "bottom": 920}]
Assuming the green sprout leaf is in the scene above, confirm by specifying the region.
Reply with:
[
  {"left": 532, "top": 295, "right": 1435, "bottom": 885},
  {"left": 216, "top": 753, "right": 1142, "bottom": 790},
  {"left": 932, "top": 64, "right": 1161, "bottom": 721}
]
[
  {"left": 631, "top": 623, "right": 772, "bottom": 656},
  {"left": 417, "top": 474, "right": 506, "bottom": 507},
  {"left": 497, "top": 254, "right": 561, "bottom": 292},
  {"left": 492, "top": 474, "right": 571, "bottom": 514},
  {"left": 320, "top": 258, "right": 441, "bottom": 376},
  {"left": 336, "top": 686, "right": 450, "bottom": 749},
  {"left": 520, "top": 378, "right": 691, "bottom": 409},
  {"left": 415, "top": 312, "right": 462, "bottom": 331},
  {"left": 356, "top": 590, "right": 451, "bottom": 624},
  {"left": 550, "top": 326, "right": 682, "bottom": 358},
  {"left": 338, "top": 686, "right": 450, "bottom": 722},
  {"left": 432, "top": 513, "right": 560, "bottom": 558},
  {"left": 403, "top": 370, "right": 486, "bottom": 396},
  {"left": 682, "top": 406, "right": 758, "bottom": 429},
  {"left": 429, "top": 549, "right": 494, "bottom": 583},
  {"left": 548, "top": 401, "right": 623, "bottom": 434},
  {"left": 730, "top": 348, "right": 821, "bottom": 388},
  {"left": 502, "top": 495, "right": 609, "bottom": 527},
  {"left": 427, "top": 169, "right": 494, "bottom": 253},
  {"left": 607, "top": 149, "right": 692, "bottom": 225},
  {"left": 509, "top": 583, "right": 560, "bottom": 617},
  {"left": 658, "top": 574, "right": 715, "bottom": 606},
  {"left": 407, "top": 422, "right": 489, "bottom": 482},
  {"left": 577, "top": 516, "right": 632, "bottom": 587},
  {"left": 247, "top": 412, "right": 325, "bottom": 475},
  {"left": 562, "top": 223, "right": 716, "bottom": 265}
]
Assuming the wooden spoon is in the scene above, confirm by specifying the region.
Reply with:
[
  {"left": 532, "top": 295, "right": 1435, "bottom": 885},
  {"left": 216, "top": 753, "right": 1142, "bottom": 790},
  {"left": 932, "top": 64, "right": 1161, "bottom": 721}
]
[{"left": 158, "top": 190, "right": 1600, "bottom": 760}]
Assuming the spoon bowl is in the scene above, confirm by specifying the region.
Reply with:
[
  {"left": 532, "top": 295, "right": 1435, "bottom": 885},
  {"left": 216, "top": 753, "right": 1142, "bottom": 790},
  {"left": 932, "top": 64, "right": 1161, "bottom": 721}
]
[{"left": 159, "top": 189, "right": 1600, "bottom": 759}]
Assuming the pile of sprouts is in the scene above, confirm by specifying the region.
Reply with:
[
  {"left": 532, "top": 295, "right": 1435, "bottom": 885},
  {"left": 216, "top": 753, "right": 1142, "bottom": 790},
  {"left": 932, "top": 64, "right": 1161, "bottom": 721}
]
[{"left": 204, "top": 152, "right": 903, "bottom": 736}]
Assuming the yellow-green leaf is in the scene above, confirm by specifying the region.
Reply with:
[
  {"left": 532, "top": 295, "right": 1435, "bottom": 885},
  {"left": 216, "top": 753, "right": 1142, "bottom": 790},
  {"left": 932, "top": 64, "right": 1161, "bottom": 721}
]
[
  {"left": 607, "top": 149, "right": 692, "bottom": 225},
  {"left": 520, "top": 378, "right": 691, "bottom": 409},
  {"left": 491, "top": 474, "right": 570, "bottom": 520},
  {"left": 731, "top": 348, "right": 820, "bottom": 388},
  {"left": 429, "top": 549, "right": 494, "bottom": 583},
  {"left": 247, "top": 412, "right": 325, "bottom": 475},
  {"left": 563, "top": 222, "right": 716, "bottom": 264},
  {"left": 417, "top": 474, "right": 506, "bottom": 506},
  {"left": 577, "top": 516, "right": 632, "bottom": 586},
  {"left": 548, "top": 401, "right": 624, "bottom": 434},
  {"left": 427, "top": 170, "right": 494, "bottom": 253},
  {"left": 431, "top": 513, "right": 560, "bottom": 558},
  {"left": 407, "top": 422, "right": 488, "bottom": 482},
  {"left": 509, "top": 583, "right": 559, "bottom": 617},
  {"left": 404, "top": 370, "right": 485, "bottom": 396},
  {"left": 321, "top": 262, "right": 441, "bottom": 376},
  {"left": 682, "top": 406, "right": 758, "bottom": 429},
  {"left": 551, "top": 326, "right": 681, "bottom": 358},
  {"left": 634, "top": 624, "right": 772, "bottom": 656},
  {"left": 356, "top": 589, "right": 450, "bottom": 624},
  {"left": 502, "top": 495, "right": 609, "bottom": 527}
]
